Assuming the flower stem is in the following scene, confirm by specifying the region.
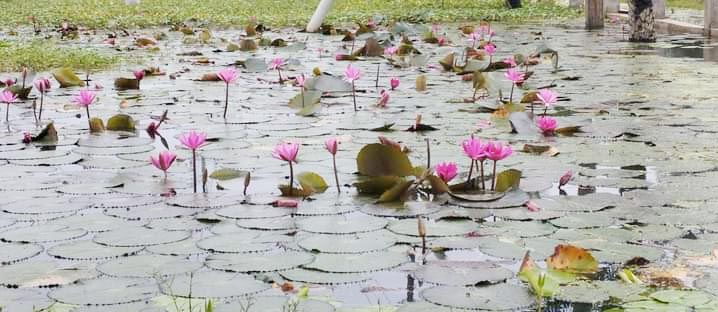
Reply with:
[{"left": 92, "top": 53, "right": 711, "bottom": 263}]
[
  {"left": 223, "top": 84, "right": 229, "bottom": 119},
  {"left": 466, "top": 160, "right": 474, "bottom": 188},
  {"left": 5, "top": 103, "right": 9, "bottom": 123},
  {"left": 192, "top": 149, "right": 197, "bottom": 193},
  {"left": 543, "top": 107, "right": 547, "bottom": 117},
  {"left": 425, "top": 139, "right": 431, "bottom": 169},
  {"left": 277, "top": 69, "right": 282, "bottom": 83},
  {"left": 38, "top": 93, "right": 44, "bottom": 124},
  {"left": 352, "top": 81, "right": 357, "bottom": 112},
  {"left": 301, "top": 88, "right": 305, "bottom": 108},
  {"left": 491, "top": 160, "right": 497, "bottom": 191},
  {"left": 85, "top": 106, "right": 91, "bottom": 124},
  {"left": 288, "top": 161, "right": 294, "bottom": 197},
  {"left": 332, "top": 155, "right": 340, "bottom": 193},
  {"left": 509, "top": 84, "right": 515, "bottom": 103},
  {"left": 375, "top": 64, "right": 380, "bottom": 88},
  {"left": 479, "top": 160, "right": 485, "bottom": 190}
]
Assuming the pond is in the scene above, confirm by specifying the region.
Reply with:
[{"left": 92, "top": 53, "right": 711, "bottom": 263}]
[{"left": 1, "top": 19, "right": 718, "bottom": 312}]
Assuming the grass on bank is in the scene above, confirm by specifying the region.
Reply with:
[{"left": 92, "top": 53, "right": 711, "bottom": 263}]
[
  {"left": 0, "top": 41, "right": 117, "bottom": 72},
  {"left": 9, "top": 0, "right": 577, "bottom": 29},
  {"left": 667, "top": 0, "right": 704, "bottom": 10}
]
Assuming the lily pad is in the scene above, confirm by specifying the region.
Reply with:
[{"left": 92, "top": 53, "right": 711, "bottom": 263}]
[
  {"left": 205, "top": 251, "right": 314, "bottom": 273},
  {"left": 303, "top": 250, "right": 407, "bottom": 273},
  {"left": 97, "top": 254, "right": 202, "bottom": 278},
  {"left": 421, "top": 284, "right": 533, "bottom": 310},
  {"left": 297, "top": 230, "right": 396, "bottom": 253},
  {"left": 159, "top": 271, "right": 270, "bottom": 299},
  {"left": 49, "top": 277, "right": 157, "bottom": 305},
  {"left": 413, "top": 261, "right": 513, "bottom": 286}
]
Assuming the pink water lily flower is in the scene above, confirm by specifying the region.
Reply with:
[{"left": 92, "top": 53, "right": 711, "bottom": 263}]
[
  {"left": 133, "top": 69, "right": 145, "bottom": 81},
  {"left": 22, "top": 132, "right": 31, "bottom": 144},
  {"left": 484, "top": 43, "right": 496, "bottom": 56},
  {"left": 526, "top": 200, "right": 540, "bottom": 212},
  {"left": 431, "top": 23, "right": 440, "bottom": 34},
  {"left": 461, "top": 136, "right": 487, "bottom": 161},
  {"left": 273, "top": 142, "right": 300, "bottom": 196},
  {"left": 344, "top": 64, "right": 361, "bottom": 111},
  {"left": 505, "top": 68, "right": 525, "bottom": 102},
  {"left": 503, "top": 56, "right": 517, "bottom": 68},
  {"left": 485, "top": 141, "right": 512, "bottom": 191},
  {"left": 268, "top": 57, "right": 285, "bottom": 82},
  {"left": 150, "top": 150, "right": 177, "bottom": 178},
  {"left": 217, "top": 67, "right": 238, "bottom": 119},
  {"left": 435, "top": 162, "right": 458, "bottom": 183},
  {"left": 536, "top": 89, "right": 558, "bottom": 109},
  {"left": 34, "top": 77, "right": 51, "bottom": 93},
  {"left": 74, "top": 89, "right": 96, "bottom": 107},
  {"left": 34, "top": 78, "right": 51, "bottom": 123},
  {"left": 268, "top": 57, "right": 284, "bottom": 70},
  {"left": 295, "top": 74, "right": 306, "bottom": 87},
  {"left": 377, "top": 89, "right": 389, "bottom": 107},
  {"left": 504, "top": 68, "right": 525, "bottom": 84},
  {"left": 325, "top": 138, "right": 341, "bottom": 193},
  {"left": 273, "top": 142, "right": 299, "bottom": 162},
  {"left": 437, "top": 35, "right": 447, "bottom": 46},
  {"left": 3, "top": 78, "right": 15, "bottom": 87},
  {"left": 180, "top": 130, "right": 207, "bottom": 193},
  {"left": 217, "top": 67, "right": 238, "bottom": 84},
  {"left": 343, "top": 64, "right": 361, "bottom": 82},
  {"left": 462, "top": 136, "right": 488, "bottom": 189},
  {"left": 384, "top": 46, "right": 398, "bottom": 57},
  {"left": 536, "top": 116, "right": 557, "bottom": 135},
  {"left": 0, "top": 90, "right": 16, "bottom": 123},
  {"left": 390, "top": 77, "right": 399, "bottom": 90},
  {"left": 273, "top": 199, "right": 299, "bottom": 208},
  {"left": 179, "top": 130, "right": 206, "bottom": 150},
  {"left": 485, "top": 141, "right": 512, "bottom": 161},
  {"left": 325, "top": 138, "right": 338, "bottom": 155}
]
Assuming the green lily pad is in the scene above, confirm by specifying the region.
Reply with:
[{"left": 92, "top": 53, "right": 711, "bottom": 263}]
[
  {"left": 159, "top": 271, "right": 270, "bottom": 299},
  {"left": 650, "top": 290, "right": 713, "bottom": 307},
  {"left": 297, "top": 230, "right": 396, "bottom": 253},
  {"left": 413, "top": 261, "right": 513, "bottom": 286},
  {"left": 49, "top": 277, "right": 157, "bottom": 305},
  {"left": 280, "top": 268, "right": 369, "bottom": 285},
  {"left": 106, "top": 114, "right": 136, "bottom": 132},
  {"left": 97, "top": 254, "right": 202, "bottom": 278},
  {"left": 303, "top": 250, "right": 407, "bottom": 273},
  {"left": 52, "top": 68, "right": 84, "bottom": 87},
  {"left": 206, "top": 251, "right": 314, "bottom": 273},
  {"left": 421, "top": 284, "right": 533, "bottom": 310},
  {"left": 357, "top": 143, "right": 413, "bottom": 177}
]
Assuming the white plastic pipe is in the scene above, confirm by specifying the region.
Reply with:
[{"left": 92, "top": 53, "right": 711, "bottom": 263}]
[
  {"left": 306, "top": 0, "right": 335, "bottom": 32},
  {"left": 125, "top": 0, "right": 140, "bottom": 4}
]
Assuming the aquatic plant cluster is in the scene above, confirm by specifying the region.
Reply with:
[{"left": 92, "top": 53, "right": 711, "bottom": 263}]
[{"left": 1, "top": 15, "right": 717, "bottom": 312}]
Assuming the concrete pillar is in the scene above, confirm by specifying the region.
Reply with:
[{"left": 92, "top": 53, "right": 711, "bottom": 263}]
[
  {"left": 586, "top": 0, "right": 605, "bottom": 29},
  {"left": 653, "top": 0, "right": 666, "bottom": 19},
  {"left": 706, "top": 0, "right": 718, "bottom": 36}
]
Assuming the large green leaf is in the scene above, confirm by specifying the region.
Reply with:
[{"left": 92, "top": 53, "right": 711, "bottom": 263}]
[
  {"left": 209, "top": 168, "right": 248, "bottom": 181},
  {"left": 377, "top": 180, "right": 413, "bottom": 203},
  {"left": 106, "top": 114, "right": 136, "bottom": 132},
  {"left": 426, "top": 175, "right": 449, "bottom": 195},
  {"left": 353, "top": 176, "right": 404, "bottom": 195},
  {"left": 52, "top": 68, "right": 85, "bottom": 88},
  {"left": 495, "top": 169, "right": 522, "bottom": 192},
  {"left": 297, "top": 172, "right": 328, "bottom": 194},
  {"left": 356, "top": 143, "right": 413, "bottom": 177}
]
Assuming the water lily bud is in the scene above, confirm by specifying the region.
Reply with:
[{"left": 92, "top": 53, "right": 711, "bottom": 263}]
[
  {"left": 416, "top": 74, "right": 427, "bottom": 91},
  {"left": 417, "top": 217, "right": 426, "bottom": 237}
]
